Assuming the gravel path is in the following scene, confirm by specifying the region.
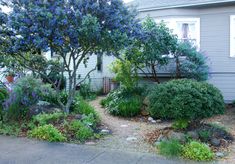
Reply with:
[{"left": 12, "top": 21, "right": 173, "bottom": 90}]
[{"left": 89, "top": 97, "right": 171, "bottom": 153}]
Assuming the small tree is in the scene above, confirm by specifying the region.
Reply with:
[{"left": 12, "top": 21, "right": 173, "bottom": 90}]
[
  {"left": 126, "top": 17, "right": 178, "bottom": 83},
  {"left": 1, "top": 0, "right": 142, "bottom": 113}
]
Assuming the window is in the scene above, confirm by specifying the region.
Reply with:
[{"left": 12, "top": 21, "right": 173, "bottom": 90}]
[
  {"left": 230, "top": 15, "right": 235, "bottom": 57},
  {"left": 156, "top": 18, "right": 200, "bottom": 47},
  {"left": 97, "top": 54, "right": 103, "bottom": 72}
]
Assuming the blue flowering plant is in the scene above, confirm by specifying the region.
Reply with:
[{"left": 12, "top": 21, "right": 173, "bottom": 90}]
[{"left": 1, "top": 0, "right": 144, "bottom": 113}]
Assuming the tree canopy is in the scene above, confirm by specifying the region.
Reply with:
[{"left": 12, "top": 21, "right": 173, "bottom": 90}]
[{"left": 0, "top": 0, "right": 143, "bottom": 112}]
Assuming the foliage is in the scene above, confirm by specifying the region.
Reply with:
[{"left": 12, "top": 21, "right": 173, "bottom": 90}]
[
  {"left": 75, "top": 126, "right": 94, "bottom": 142},
  {"left": 0, "top": 121, "right": 21, "bottom": 136},
  {"left": 110, "top": 59, "right": 138, "bottom": 90},
  {"left": 1, "top": 0, "right": 142, "bottom": 113},
  {"left": 172, "top": 42, "right": 209, "bottom": 81},
  {"left": 4, "top": 76, "right": 52, "bottom": 120},
  {"left": 182, "top": 141, "right": 214, "bottom": 161},
  {"left": 33, "top": 112, "right": 65, "bottom": 126},
  {"left": 105, "top": 87, "right": 142, "bottom": 117},
  {"left": 73, "top": 97, "right": 100, "bottom": 123},
  {"left": 0, "top": 87, "right": 8, "bottom": 119},
  {"left": 69, "top": 120, "right": 84, "bottom": 132},
  {"left": 198, "top": 130, "right": 211, "bottom": 142},
  {"left": 29, "top": 124, "right": 66, "bottom": 142},
  {"left": 125, "top": 17, "right": 178, "bottom": 83},
  {"left": 79, "top": 83, "right": 96, "bottom": 100},
  {"left": 100, "top": 99, "right": 108, "bottom": 108},
  {"left": 82, "top": 113, "right": 98, "bottom": 128},
  {"left": 158, "top": 139, "right": 183, "bottom": 157},
  {"left": 148, "top": 79, "right": 225, "bottom": 121},
  {"left": 172, "top": 119, "right": 189, "bottom": 130}
]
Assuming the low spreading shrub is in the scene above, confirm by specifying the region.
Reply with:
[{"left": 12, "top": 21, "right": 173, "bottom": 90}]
[
  {"left": 33, "top": 112, "right": 64, "bottom": 126},
  {"left": 198, "top": 130, "right": 211, "bottom": 142},
  {"left": 79, "top": 83, "right": 96, "bottom": 100},
  {"left": 29, "top": 124, "right": 66, "bottom": 142},
  {"left": 158, "top": 139, "right": 183, "bottom": 157},
  {"left": 69, "top": 120, "right": 84, "bottom": 131},
  {"left": 104, "top": 87, "right": 142, "bottom": 117},
  {"left": 73, "top": 97, "right": 100, "bottom": 123},
  {"left": 148, "top": 79, "right": 225, "bottom": 121},
  {"left": 172, "top": 119, "right": 189, "bottom": 131},
  {"left": 182, "top": 141, "right": 214, "bottom": 161},
  {"left": 0, "top": 87, "right": 8, "bottom": 119},
  {"left": 75, "top": 126, "right": 93, "bottom": 142}
]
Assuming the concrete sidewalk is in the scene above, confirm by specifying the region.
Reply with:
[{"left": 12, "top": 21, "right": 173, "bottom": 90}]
[{"left": 0, "top": 136, "right": 211, "bottom": 164}]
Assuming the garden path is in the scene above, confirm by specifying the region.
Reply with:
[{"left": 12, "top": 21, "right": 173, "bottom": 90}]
[{"left": 89, "top": 97, "right": 171, "bottom": 153}]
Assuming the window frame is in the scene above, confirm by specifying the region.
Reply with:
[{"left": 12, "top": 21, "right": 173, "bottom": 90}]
[
  {"left": 156, "top": 17, "right": 200, "bottom": 48},
  {"left": 230, "top": 15, "right": 235, "bottom": 57}
]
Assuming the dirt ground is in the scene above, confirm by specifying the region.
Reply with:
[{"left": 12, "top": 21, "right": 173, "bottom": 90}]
[{"left": 90, "top": 97, "right": 235, "bottom": 163}]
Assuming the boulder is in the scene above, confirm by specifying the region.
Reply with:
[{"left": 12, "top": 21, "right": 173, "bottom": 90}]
[
  {"left": 210, "top": 138, "right": 221, "bottom": 147},
  {"left": 29, "top": 102, "right": 61, "bottom": 117},
  {"left": 167, "top": 131, "right": 186, "bottom": 143},
  {"left": 187, "top": 131, "right": 199, "bottom": 140}
]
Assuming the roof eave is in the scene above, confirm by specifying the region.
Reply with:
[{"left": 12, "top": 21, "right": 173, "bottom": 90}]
[{"left": 137, "top": 0, "right": 235, "bottom": 12}]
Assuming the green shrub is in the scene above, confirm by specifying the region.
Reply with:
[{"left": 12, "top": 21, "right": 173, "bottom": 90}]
[
  {"left": 0, "top": 87, "right": 8, "bottom": 119},
  {"left": 148, "top": 79, "right": 225, "bottom": 121},
  {"left": 33, "top": 112, "right": 64, "bottom": 126},
  {"left": 105, "top": 87, "right": 142, "bottom": 117},
  {"left": 0, "top": 121, "right": 20, "bottom": 136},
  {"left": 158, "top": 139, "right": 183, "bottom": 157},
  {"left": 29, "top": 124, "right": 66, "bottom": 142},
  {"left": 100, "top": 98, "right": 108, "bottom": 108},
  {"left": 82, "top": 113, "right": 97, "bottom": 127},
  {"left": 79, "top": 83, "right": 96, "bottom": 100},
  {"left": 69, "top": 120, "right": 84, "bottom": 131},
  {"left": 73, "top": 97, "right": 100, "bottom": 123},
  {"left": 172, "top": 119, "right": 189, "bottom": 130},
  {"left": 75, "top": 126, "right": 93, "bottom": 142},
  {"left": 182, "top": 141, "right": 214, "bottom": 161},
  {"left": 198, "top": 130, "right": 211, "bottom": 142}
]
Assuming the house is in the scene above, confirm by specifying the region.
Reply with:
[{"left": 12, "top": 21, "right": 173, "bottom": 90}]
[
  {"left": 76, "top": 0, "right": 235, "bottom": 102},
  {"left": 126, "top": 0, "right": 235, "bottom": 102}
]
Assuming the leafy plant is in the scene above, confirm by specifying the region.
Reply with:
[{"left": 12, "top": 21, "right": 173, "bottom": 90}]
[
  {"left": 0, "top": 87, "right": 8, "bottom": 119},
  {"left": 198, "top": 130, "right": 211, "bottom": 142},
  {"left": 182, "top": 141, "right": 214, "bottom": 161},
  {"left": 33, "top": 112, "right": 64, "bottom": 126},
  {"left": 172, "top": 119, "right": 189, "bottom": 130},
  {"left": 29, "top": 124, "right": 66, "bottom": 142},
  {"left": 73, "top": 97, "right": 100, "bottom": 123},
  {"left": 69, "top": 120, "right": 84, "bottom": 131},
  {"left": 79, "top": 83, "right": 96, "bottom": 100},
  {"left": 148, "top": 79, "right": 225, "bottom": 121},
  {"left": 75, "top": 126, "right": 94, "bottom": 142},
  {"left": 158, "top": 139, "right": 183, "bottom": 157},
  {"left": 105, "top": 87, "right": 143, "bottom": 117},
  {"left": 0, "top": 121, "right": 21, "bottom": 136},
  {"left": 82, "top": 113, "right": 97, "bottom": 128}
]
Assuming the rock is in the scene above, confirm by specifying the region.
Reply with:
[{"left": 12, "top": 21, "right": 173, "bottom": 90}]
[
  {"left": 156, "top": 119, "right": 162, "bottom": 123},
  {"left": 29, "top": 103, "right": 61, "bottom": 117},
  {"left": 151, "top": 120, "right": 157, "bottom": 124},
  {"left": 148, "top": 117, "right": 154, "bottom": 121},
  {"left": 215, "top": 152, "right": 225, "bottom": 158},
  {"left": 75, "top": 114, "right": 82, "bottom": 120},
  {"left": 187, "top": 131, "right": 199, "bottom": 140},
  {"left": 167, "top": 132, "right": 186, "bottom": 143},
  {"left": 126, "top": 137, "right": 137, "bottom": 141},
  {"left": 211, "top": 138, "right": 221, "bottom": 147},
  {"left": 85, "top": 141, "right": 96, "bottom": 145},
  {"left": 143, "top": 97, "right": 150, "bottom": 106},
  {"left": 120, "top": 125, "right": 128, "bottom": 128},
  {"left": 157, "top": 134, "right": 168, "bottom": 142},
  {"left": 100, "top": 129, "right": 110, "bottom": 135}
]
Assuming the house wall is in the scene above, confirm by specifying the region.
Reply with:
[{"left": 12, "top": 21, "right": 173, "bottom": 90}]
[{"left": 138, "top": 5, "right": 235, "bottom": 101}]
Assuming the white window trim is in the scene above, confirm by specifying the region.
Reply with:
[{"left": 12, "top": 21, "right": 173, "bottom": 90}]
[
  {"left": 155, "top": 17, "right": 200, "bottom": 48},
  {"left": 230, "top": 15, "right": 235, "bottom": 57}
]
